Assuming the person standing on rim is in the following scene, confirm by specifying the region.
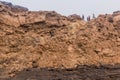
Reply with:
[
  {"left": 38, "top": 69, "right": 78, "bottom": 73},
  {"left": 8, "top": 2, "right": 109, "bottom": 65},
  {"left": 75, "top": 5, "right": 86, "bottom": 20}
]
[
  {"left": 82, "top": 14, "right": 84, "bottom": 20},
  {"left": 87, "top": 16, "right": 91, "bottom": 21}
]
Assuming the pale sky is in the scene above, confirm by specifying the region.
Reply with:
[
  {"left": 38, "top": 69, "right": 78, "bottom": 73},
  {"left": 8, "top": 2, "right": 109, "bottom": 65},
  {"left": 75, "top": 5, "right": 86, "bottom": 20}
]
[{"left": 3, "top": 0, "right": 120, "bottom": 17}]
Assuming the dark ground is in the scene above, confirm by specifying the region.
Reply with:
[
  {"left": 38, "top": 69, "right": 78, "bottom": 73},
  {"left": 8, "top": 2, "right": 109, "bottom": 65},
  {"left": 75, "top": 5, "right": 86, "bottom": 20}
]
[{"left": 1, "top": 65, "right": 120, "bottom": 80}]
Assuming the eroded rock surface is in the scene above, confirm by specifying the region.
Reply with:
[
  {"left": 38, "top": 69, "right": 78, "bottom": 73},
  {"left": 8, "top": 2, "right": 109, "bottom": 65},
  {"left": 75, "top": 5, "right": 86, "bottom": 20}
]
[{"left": 0, "top": 1, "right": 120, "bottom": 79}]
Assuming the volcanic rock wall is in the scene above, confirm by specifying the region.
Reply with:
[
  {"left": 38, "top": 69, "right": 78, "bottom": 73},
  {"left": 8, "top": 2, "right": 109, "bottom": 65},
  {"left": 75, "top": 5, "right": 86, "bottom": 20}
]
[{"left": 0, "top": 1, "right": 120, "bottom": 77}]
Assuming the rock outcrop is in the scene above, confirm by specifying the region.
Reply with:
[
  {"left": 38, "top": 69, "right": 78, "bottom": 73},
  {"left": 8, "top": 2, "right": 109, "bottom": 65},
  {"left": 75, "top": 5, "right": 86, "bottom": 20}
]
[{"left": 0, "top": 1, "right": 120, "bottom": 78}]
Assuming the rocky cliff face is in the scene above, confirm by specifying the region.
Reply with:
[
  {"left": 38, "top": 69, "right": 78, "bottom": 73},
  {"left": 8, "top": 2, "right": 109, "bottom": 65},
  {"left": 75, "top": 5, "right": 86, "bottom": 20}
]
[{"left": 0, "top": 1, "right": 120, "bottom": 78}]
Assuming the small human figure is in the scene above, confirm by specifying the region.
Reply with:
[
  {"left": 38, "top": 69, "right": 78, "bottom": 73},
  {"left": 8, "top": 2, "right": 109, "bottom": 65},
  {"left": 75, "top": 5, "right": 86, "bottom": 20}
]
[
  {"left": 87, "top": 16, "right": 91, "bottom": 21},
  {"left": 93, "top": 14, "right": 95, "bottom": 18},
  {"left": 82, "top": 14, "right": 84, "bottom": 20}
]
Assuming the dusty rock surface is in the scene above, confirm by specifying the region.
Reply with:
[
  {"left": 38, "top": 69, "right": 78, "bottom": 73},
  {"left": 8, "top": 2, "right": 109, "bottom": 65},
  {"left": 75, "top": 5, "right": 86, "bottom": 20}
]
[{"left": 0, "top": 1, "right": 120, "bottom": 79}]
